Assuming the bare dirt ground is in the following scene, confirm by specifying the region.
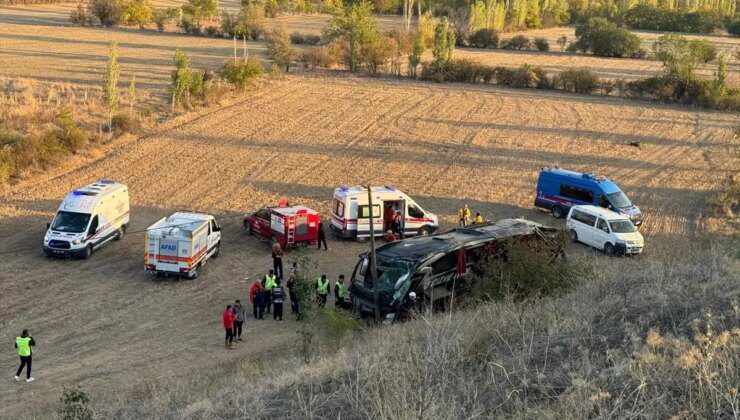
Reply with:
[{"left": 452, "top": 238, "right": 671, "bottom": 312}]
[{"left": 0, "top": 74, "right": 737, "bottom": 416}]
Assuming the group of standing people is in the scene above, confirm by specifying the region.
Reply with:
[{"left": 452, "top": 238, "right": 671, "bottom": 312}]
[
  {"left": 223, "top": 261, "right": 351, "bottom": 349},
  {"left": 457, "top": 204, "right": 484, "bottom": 226}
]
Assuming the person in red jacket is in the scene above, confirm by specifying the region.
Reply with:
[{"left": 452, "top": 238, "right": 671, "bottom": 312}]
[{"left": 222, "top": 304, "right": 237, "bottom": 349}]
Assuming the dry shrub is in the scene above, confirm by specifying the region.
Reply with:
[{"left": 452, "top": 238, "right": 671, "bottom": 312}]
[
  {"left": 94, "top": 242, "right": 739, "bottom": 419},
  {"left": 299, "top": 46, "right": 338, "bottom": 70}
]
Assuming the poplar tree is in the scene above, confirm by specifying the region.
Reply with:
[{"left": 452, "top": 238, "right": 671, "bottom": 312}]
[{"left": 103, "top": 41, "right": 120, "bottom": 130}]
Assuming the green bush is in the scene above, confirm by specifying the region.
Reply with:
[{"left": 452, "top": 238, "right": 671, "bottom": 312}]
[
  {"left": 574, "top": 17, "right": 642, "bottom": 58},
  {"left": 290, "top": 32, "right": 323, "bottom": 45},
  {"left": 299, "top": 46, "right": 337, "bottom": 69},
  {"left": 204, "top": 25, "right": 220, "bottom": 36},
  {"left": 70, "top": 2, "right": 93, "bottom": 25},
  {"left": 728, "top": 18, "right": 740, "bottom": 36},
  {"left": 119, "top": 0, "right": 152, "bottom": 26},
  {"left": 534, "top": 37, "right": 549, "bottom": 51},
  {"left": 88, "top": 0, "right": 119, "bottom": 27},
  {"left": 555, "top": 68, "right": 599, "bottom": 94},
  {"left": 470, "top": 234, "right": 587, "bottom": 301},
  {"left": 219, "top": 57, "right": 264, "bottom": 89},
  {"left": 152, "top": 7, "right": 178, "bottom": 31},
  {"left": 689, "top": 39, "right": 717, "bottom": 63},
  {"left": 504, "top": 35, "right": 530, "bottom": 50},
  {"left": 110, "top": 113, "right": 138, "bottom": 134},
  {"left": 624, "top": 5, "right": 726, "bottom": 34},
  {"left": 468, "top": 28, "right": 498, "bottom": 49},
  {"left": 319, "top": 307, "right": 360, "bottom": 350},
  {"left": 59, "top": 387, "right": 92, "bottom": 420},
  {"left": 55, "top": 109, "right": 87, "bottom": 153}
]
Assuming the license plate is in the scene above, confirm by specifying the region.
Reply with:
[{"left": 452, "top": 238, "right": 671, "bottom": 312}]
[{"left": 53, "top": 250, "right": 64, "bottom": 254}]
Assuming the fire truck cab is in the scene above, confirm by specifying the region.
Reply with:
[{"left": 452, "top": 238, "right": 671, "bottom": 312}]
[{"left": 244, "top": 202, "right": 320, "bottom": 249}]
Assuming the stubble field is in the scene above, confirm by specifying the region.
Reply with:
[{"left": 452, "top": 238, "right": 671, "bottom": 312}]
[
  {"left": 2, "top": 3, "right": 738, "bottom": 105},
  {"left": 0, "top": 73, "right": 738, "bottom": 416}
]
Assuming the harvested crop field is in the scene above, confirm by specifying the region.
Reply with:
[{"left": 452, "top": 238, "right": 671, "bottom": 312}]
[
  {"left": 2, "top": 3, "right": 739, "bottom": 99},
  {"left": 0, "top": 74, "right": 737, "bottom": 416}
]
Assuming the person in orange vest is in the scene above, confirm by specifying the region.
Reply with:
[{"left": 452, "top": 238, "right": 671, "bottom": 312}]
[{"left": 14, "top": 329, "right": 36, "bottom": 382}]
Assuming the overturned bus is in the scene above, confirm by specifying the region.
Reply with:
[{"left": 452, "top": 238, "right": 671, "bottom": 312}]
[{"left": 348, "top": 218, "right": 561, "bottom": 316}]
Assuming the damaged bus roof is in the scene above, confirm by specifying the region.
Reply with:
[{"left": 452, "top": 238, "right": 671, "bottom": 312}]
[{"left": 376, "top": 218, "right": 549, "bottom": 261}]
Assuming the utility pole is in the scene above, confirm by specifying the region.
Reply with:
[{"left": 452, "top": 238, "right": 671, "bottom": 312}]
[{"left": 366, "top": 185, "right": 380, "bottom": 323}]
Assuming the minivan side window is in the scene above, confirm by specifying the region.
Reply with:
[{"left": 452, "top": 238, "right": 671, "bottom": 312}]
[
  {"left": 571, "top": 209, "right": 596, "bottom": 226},
  {"left": 358, "top": 205, "right": 380, "bottom": 219},
  {"left": 559, "top": 184, "right": 594, "bottom": 203},
  {"left": 88, "top": 215, "right": 99, "bottom": 234},
  {"left": 596, "top": 218, "right": 609, "bottom": 232},
  {"left": 408, "top": 204, "right": 424, "bottom": 219}
]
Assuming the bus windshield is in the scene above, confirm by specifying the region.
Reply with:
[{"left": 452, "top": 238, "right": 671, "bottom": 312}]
[
  {"left": 607, "top": 191, "right": 632, "bottom": 208},
  {"left": 50, "top": 211, "right": 91, "bottom": 233}
]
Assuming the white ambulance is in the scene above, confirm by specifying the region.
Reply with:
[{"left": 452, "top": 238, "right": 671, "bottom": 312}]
[
  {"left": 145, "top": 211, "right": 221, "bottom": 279},
  {"left": 43, "top": 180, "right": 129, "bottom": 259},
  {"left": 330, "top": 186, "right": 439, "bottom": 240}
]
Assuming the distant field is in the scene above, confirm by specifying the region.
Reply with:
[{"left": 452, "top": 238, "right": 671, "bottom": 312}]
[{"left": 1, "top": 3, "right": 738, "bottom": 100}]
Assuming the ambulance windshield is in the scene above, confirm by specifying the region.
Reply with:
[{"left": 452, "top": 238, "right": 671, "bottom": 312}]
[{"left": 51, "top": 211, "right": 91, "bottom": 233}]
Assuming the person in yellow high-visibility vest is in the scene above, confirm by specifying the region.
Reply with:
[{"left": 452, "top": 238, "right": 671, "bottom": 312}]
[
  {"left": 316, "top": 274, "right": 329, "bottom": 307},
  {"left": 457, "top": 204, "right": 471, "bottom": 226},
  {"left": 474, "top": 212, "right": 483, "bottom": 224},
  {"left": 14, "top": 329, "right": 36, "bottom": 382},
  {"left": 263, "top": 269, "right": 277, "bottom": 314},
  {"left": 334, "top": 275, "right": 347, "bottom": 309}
]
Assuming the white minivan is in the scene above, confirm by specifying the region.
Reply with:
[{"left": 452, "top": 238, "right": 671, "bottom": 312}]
[
  {"left": 566, "top": 205, "right": 643, "bottom": 256},
  {"left": 44, "top": 180, "right": 129, "bottom": 259}
]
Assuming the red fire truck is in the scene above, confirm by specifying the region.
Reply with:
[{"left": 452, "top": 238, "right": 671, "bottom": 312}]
[{"left": 243, "top": 202, "right": 320, "bottom": 249}]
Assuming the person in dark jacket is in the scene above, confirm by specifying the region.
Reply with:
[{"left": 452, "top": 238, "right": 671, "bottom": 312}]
[
  {"left": 272, "top": 243, "right": 283, "bottom": 279},
  {"left": 317, "top": 221, "right": 328, "bottom": 251},
  {"left": 287, "top": 273, "right": 299, "bottom": 315},
  {"left": 14, "top": 329, "right": 35, "bottom": 382},
  {"left": 272, "top": 279, "right": 287, "bottom": 322},
  {"left": 231, "top": 300, "right": 246, "bottom": 341},
  {"left": 249, "top": 281, "right": 265, "bottom": 319}
]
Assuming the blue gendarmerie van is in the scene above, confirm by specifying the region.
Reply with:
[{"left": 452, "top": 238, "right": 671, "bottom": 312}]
[{"left": 534, "top": 167, "right": 643, "bottom": 226}]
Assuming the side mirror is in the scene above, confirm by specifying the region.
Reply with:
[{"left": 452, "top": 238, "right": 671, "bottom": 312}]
[
  {"left": 46, "top": 223, "right": 50, "bottom": 230},
  {"left": 602, "top": 227, "right": 609, "bottom": 232}
]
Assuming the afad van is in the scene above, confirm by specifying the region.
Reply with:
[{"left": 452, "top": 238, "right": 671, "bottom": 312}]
[
  {"left": 534, "top": 167, "right": 643, "bottom": 226},
  {"left": 44, "top": 180, "right": 129, "bottom": 259},
  {"left": 330, "top": 186, "right": 439, "bottom": 240}
]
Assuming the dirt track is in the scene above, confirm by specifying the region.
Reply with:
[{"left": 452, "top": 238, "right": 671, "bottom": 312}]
[{"left": 0, "top": 74, "right": 737, "bottom": 416}]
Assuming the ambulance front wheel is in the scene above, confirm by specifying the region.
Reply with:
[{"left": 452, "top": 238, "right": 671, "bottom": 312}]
[
  {"left": 81, "top": 244, "right": 93, "bottom": 260},
  {"left": 418, "top": 226, "right": 431, "bottom": 236},
  {"left": 212, "top": 243, "right": 220, "bottom": 258},
  {"left": 115, "top": 226, "right": 125, "bottom": 241}
]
